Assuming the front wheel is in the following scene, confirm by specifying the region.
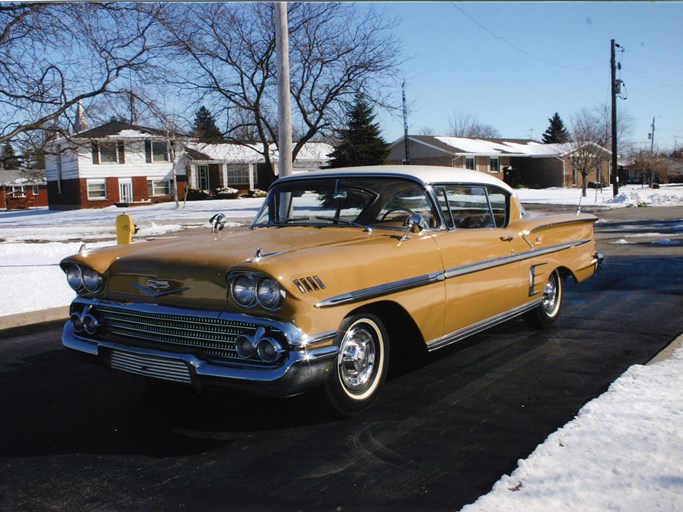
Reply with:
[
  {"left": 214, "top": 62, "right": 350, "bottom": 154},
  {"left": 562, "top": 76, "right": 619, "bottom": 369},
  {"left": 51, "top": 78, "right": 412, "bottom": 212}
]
[
  {"left": 524, "top": 269, "right": 563, "bottom": 329},
  {"left": 324, "top": 314, "right": 389, "bottom": 416}
]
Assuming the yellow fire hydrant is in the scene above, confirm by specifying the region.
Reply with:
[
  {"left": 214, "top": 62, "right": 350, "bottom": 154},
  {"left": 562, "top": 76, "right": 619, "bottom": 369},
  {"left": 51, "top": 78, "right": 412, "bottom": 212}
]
[{"left": 116, "top": 213, "right": 138, "bottom": 245}]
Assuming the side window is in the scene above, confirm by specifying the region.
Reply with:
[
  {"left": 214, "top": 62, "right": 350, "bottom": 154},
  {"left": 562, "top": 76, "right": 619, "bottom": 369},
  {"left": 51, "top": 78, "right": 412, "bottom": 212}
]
[
  {"left": 439, "top": 185, "right": 494, "bottom": 229},
  {"left": 487, "top": 187, "right": 509, "bottom": 227},
  {"left": 377, "top": 185, "right": 439, "bottom": 228}
]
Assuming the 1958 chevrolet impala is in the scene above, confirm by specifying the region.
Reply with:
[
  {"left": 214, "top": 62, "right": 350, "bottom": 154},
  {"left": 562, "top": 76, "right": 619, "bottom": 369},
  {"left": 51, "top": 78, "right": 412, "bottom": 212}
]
[{"left": 61, "top": 165, "right": 603, "bottom": 415}]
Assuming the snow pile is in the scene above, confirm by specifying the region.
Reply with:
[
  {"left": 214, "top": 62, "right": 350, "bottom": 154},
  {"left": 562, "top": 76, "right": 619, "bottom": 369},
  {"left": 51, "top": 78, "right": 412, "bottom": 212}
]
[
  {"left": 462, "top": 348, "right": 683, "bottom": 512},
  {"left": 609, "top": 188, "right": 683, "bottom": 208},
  {"left": 515, "top": 184, "right": 683, "bottom": 208}
]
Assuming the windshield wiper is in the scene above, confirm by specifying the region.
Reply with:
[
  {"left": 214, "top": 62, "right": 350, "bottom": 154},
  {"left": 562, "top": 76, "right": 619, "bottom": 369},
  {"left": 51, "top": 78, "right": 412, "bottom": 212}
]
[{"left": 315, "top": 217, "right": 371, "bottom": 231}]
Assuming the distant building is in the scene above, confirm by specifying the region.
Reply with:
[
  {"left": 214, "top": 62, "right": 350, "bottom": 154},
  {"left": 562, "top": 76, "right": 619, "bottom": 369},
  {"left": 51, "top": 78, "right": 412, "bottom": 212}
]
[
  {"left": 44, "top": 121, "right": 333, "bottom": 210},
  {"left": 388, "top": 135, "right": 611, "bottom": 188},
  {"left": 0, "top": 169, "right": 48, "bottom": 210}
]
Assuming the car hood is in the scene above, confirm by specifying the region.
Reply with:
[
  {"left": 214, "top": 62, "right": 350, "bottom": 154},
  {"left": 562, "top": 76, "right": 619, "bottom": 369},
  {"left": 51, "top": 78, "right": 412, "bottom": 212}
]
[{"left": 63, "top": 227, "right": 386, "bottom": 309}]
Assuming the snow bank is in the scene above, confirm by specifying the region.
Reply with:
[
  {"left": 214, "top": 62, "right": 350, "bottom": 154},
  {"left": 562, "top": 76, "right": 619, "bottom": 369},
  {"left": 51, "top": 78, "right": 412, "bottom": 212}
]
[{"left": 462, "top": 346, "right": 683, "bottom": 512}]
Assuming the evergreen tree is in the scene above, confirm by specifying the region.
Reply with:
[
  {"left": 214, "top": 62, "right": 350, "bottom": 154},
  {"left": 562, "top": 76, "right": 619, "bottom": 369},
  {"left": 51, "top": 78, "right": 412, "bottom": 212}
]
[
  {"left": 329, "top": 95, "right": 389, "bottom": 168},
  {"left": 542, "top": 112, "right": 570, "bottom": 143},
  {"left": 192, "top": 106, "right": 224, "bottom": 143},
  {"left": 1, "top": 142, "right": 20, "bottom": 170}
]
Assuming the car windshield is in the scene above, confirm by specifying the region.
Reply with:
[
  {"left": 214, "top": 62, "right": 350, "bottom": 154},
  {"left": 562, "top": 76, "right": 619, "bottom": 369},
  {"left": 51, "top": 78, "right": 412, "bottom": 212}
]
[{"left": 252, "top": 177, "right": 439, "bottom": 230}]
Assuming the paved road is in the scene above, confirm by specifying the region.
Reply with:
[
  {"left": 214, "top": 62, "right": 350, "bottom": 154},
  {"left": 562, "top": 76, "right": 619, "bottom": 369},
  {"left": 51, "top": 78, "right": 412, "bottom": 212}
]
[{"left": 1, "top": 207, "right": 682, "bottom": 512}]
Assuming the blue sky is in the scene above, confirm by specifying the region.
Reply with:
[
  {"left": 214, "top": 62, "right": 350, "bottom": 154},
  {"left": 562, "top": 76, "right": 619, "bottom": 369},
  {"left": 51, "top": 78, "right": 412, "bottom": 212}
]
[{"left": 369, "top": 2, "right": 683, "bottom": 153}]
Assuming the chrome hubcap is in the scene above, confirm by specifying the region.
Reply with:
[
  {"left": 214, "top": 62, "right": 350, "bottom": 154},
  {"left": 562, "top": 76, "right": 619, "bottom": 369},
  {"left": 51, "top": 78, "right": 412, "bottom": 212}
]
[
  {"left": 339, "top": 327, "right": 376, "bottom": 393},
  {"left": 542, "top": 276, "right": 558, "bottom": 314}
]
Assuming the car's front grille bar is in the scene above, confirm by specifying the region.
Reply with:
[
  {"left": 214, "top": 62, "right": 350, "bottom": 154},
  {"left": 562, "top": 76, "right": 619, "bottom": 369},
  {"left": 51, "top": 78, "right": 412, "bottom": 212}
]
[{"left": 95, "top": 305, "right": 262, "bottom": 363}]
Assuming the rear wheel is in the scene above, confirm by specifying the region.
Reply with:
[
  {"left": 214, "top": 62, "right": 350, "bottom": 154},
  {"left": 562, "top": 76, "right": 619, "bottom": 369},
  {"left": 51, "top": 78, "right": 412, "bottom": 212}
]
[
  {"left": 524, "top": 269, "right": 563, "bottom": 329},
  {"left": 324, "top": 314, "right": 389, "bottom": 416}
]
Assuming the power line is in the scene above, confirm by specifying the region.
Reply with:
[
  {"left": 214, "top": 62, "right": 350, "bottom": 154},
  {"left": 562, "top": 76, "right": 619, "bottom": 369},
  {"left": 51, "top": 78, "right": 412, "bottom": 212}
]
[{"left": 450, "top": 3, "right": 603, "bottom": 71}]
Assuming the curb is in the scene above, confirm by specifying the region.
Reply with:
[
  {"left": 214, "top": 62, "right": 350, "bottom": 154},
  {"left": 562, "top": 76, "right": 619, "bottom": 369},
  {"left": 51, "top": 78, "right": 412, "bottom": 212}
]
[
  {"left": 0, "top": 306, "right": 69, "bottom": 332},
  {"left": 647, "top": 333, "right": 683, "bottom": 366}
]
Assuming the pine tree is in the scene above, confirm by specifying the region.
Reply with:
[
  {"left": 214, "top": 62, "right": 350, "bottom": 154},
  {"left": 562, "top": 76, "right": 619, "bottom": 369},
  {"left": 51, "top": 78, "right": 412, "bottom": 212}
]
[
  {"left": 1, "top": 142, "right": 20, "bottom": 170},
  {"left": 192, "top": 106, "right": 224, "bottom": 143},
  {"left": 329, "top": 95, "right": 389, "bottom": 168},
  {"left": 542, "top": 113, "right": 570, "bottom": 143}
]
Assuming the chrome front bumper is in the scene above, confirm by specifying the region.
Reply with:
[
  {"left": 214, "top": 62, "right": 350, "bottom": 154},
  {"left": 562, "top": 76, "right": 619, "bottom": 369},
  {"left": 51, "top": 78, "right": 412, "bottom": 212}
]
[{"left": 62, "top": 299, "right": 339, "bottom": 397}]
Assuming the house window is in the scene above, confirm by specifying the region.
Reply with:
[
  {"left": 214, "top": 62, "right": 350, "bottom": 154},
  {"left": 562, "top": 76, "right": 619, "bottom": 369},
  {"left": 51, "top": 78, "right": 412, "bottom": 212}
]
[
  {"left": 145, "top": 140, "right": 169, "bottom": 163},
  {"left": 465, "top": 157, "right": 476, "bottom": 170},
  {"left": 31, "top": 185, "right": 39, "bottom": 196},
  {"left": 489, "top": 157, "right": 499, "bottom": 173},
  {"left": 91, "top": 142, "right": 125, "bottom": 164},
  {"left": 10, "top": 186, "right": 25, "bottom": 197},
  {"left": 227, "top": 167, "right": 251, "bottom": 185},
  {"left": 87, "top": 179, "right": 107, "bottom": 200},
  {"left": 197, "top": 165, "right": 210, "bottom": 191},
  {"left": 147, "top": 179, "right": 170, "bottom": 197}
]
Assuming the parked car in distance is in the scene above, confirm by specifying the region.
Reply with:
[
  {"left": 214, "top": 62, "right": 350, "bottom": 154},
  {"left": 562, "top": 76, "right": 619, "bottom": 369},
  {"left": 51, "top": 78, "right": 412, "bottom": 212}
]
[{"left": 61, "top": 166, "right": 603, "bottom": 415}]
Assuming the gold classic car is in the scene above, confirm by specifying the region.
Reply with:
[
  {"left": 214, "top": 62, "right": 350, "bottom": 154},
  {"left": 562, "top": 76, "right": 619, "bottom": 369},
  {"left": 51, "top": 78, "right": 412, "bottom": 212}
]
[{"left": 61, "top": 166, "right": 603, "bottom": 415}]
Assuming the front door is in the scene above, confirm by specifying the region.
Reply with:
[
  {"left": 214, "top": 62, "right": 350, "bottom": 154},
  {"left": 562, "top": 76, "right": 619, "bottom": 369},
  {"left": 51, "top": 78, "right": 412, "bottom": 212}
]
[{"left": 119, "top": 179, "right": 133, "bottom": 204}]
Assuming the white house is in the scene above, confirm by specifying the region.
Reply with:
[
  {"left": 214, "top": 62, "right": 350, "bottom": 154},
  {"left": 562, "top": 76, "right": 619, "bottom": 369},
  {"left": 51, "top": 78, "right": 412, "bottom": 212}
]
[{"left": 45, "top": 121, "right": 333, "bottom": 209}]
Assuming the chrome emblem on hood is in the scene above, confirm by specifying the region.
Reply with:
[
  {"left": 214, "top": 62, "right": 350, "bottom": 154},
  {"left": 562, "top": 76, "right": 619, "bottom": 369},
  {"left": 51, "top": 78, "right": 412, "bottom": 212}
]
[
  {"left": 147, "top": 280, "right": 170, "bottom": 291},
  {"left": 133, "top": 279, "right": 189, "bottom": 297}
]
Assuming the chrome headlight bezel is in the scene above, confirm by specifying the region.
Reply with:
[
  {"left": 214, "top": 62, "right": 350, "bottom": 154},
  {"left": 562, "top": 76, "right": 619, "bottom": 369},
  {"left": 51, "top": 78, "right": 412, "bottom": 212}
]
[
  {"left": 66, "top": 264, "right": 83, "bottom": 291},
  {"left": 228, "top": 271, "right": 285, "bottom": 311},
  {"left": 82, "top": 267, "right": 103, "bottom": 293},
  {"left": 63, "top": 263, "right": 104, "bottom": 295}
]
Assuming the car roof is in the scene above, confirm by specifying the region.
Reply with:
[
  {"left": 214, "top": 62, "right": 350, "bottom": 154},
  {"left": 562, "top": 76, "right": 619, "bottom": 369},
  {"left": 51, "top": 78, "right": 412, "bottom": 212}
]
[{"left": 280, "top": 165, "right": 515, "bottom": 194}]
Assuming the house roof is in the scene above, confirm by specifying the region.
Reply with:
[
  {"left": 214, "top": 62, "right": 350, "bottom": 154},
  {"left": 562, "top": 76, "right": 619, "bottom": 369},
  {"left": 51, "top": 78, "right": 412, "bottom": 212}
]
[
  {"left": 394, "top": 135, "right": 606, "bottom": 159},
  {"left": 0, "top": 169, "right": 46, "bottom": 186},
  {"left": 73, "top": 121, "right": 185, "bottom": 140},
  {"left": 185, "top": 142, "right": 333, "bottom": 164}
]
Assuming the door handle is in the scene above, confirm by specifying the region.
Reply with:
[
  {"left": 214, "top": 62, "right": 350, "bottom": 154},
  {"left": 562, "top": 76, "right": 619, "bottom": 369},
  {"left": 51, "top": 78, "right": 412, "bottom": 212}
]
[{"left": 499, "top": 236, "right": 514, "bottom": 242}]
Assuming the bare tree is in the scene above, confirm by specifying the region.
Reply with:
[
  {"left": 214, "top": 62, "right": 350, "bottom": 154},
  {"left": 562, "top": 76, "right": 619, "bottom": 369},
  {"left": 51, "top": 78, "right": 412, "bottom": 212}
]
[
  {"left": 158, "top": 2, "right": 402, "bottom": 180},
  {"left": 447, "top": 111, "right": 500, "bottom": 138},
  {"left": 570, "top": 108, "right": 611, "bottom": 197},
  {"left": 0, "top": 3, "right": 167, "bottom": 146},
  {"left": 629, "top": 150, "right": 669, "bottom": 187}
]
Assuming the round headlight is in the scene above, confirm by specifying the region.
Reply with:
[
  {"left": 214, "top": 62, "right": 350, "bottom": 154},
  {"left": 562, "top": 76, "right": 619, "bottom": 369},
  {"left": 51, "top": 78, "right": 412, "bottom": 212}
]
[
  {"left": 257, "top": 277, "right": 283, "bottom": 310},
  {"left": 82, "top": 267, "right": 103, "bottom": 293},
  {"left": 66, "top": 265, "right": 83, "bottom": 291},
  {"left": 232, "top": 274, "right": 256, "bottom": 307}
]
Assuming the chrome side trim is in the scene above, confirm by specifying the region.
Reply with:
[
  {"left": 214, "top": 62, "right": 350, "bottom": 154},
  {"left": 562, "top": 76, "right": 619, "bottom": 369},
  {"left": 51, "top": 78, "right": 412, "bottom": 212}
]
[
  {"left": 426, "top": 300, "right": 542, "bottom": 352},
  {"left": 443, "top": 239, "right": 591, "bottom": 279},
  {"left": 316, "top": 239, "right": 591, "bottom": 308},
  {"left": 315, "top": 272, "right": 444, "bottom": 309}
]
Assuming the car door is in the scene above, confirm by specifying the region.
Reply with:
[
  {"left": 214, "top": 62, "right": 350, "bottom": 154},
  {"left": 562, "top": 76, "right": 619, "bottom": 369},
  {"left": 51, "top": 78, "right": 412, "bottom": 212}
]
[{"left": 430, "top": 184, "right": 528, "bottom": 337}]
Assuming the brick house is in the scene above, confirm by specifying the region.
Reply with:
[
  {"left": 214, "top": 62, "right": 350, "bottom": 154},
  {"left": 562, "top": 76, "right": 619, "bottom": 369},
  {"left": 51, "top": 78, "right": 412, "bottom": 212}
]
[
  {"left": 0, "top": 169, "right": 49, "bottom": 209},
  {"left": 44, "top": 121, "right": 333, "bottom": 209},
  {"left": 388, "top": 136, "right": 611, "bottom": 188}
]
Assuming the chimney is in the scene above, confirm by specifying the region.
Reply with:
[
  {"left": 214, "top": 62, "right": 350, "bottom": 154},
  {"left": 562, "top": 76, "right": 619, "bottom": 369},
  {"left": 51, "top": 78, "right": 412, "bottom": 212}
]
[{"left": 74, "top": 101, "right": 89, "bottom": 133}]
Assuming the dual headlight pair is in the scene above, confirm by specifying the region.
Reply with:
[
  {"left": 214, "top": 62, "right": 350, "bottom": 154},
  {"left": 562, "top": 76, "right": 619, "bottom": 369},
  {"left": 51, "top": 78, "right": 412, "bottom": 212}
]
[
  {"left": 229, "top": 271, "right": 285, "bottom": 311},
  {"left": 64, "top": 264, "right": 104, "bottom": 294}
]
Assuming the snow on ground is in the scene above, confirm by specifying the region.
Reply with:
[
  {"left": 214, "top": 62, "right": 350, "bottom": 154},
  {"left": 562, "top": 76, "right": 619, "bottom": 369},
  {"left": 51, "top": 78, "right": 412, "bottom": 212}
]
[
  {"left": 462, "top": 348, "right": 683, "bottom": 512},
  {"left": 1, "top": 184, "right": 682, "bottom": 511}
]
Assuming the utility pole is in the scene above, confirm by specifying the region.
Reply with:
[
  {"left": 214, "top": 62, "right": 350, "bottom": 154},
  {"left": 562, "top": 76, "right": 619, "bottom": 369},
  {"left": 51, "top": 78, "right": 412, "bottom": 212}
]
[
  {"left": 610, "top": 39, "right": 619, "bottom": 197},
  {"left": 275, "top": 2, "right": 293, "bottom": 177},
  {"left": 649, "top": 117, "right": 656, "bottom": 155},
  {"left": 402, "top": 81, "right": 410, "bottom": 164}
]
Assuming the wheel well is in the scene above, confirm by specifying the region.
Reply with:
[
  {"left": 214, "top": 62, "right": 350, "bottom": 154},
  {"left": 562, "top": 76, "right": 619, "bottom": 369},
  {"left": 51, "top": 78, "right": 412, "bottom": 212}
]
[
  {"left": 556, "top": 266, "right": 577, "bottom": 284},
  {"left": 347, "top": 301, "right": 427, "bottom": 356}
]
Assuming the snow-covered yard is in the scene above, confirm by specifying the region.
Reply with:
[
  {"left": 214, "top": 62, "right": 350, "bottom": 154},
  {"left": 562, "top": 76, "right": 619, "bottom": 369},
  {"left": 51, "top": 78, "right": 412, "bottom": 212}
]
[{"left": 1, "top": 183, "right": 682, "bottom": 511}]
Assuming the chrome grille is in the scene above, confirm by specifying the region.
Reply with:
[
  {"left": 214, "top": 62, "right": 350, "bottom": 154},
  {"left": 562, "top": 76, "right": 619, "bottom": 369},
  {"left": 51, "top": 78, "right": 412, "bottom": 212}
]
[
  {"left": 95, "top": 305, "right": 259, "bottom": 362},
  {"left": 110, "top": 350, "right": 192, "bottom": 384}
]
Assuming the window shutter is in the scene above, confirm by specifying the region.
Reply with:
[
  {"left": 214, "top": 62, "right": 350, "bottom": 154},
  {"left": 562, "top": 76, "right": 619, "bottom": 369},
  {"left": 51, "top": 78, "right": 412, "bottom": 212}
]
[
  {"left": 145, "top": 140, "right": 152, "bottom": 163},
  {"left": 91, "top": 143, "right": 100, "bottom": 164}
]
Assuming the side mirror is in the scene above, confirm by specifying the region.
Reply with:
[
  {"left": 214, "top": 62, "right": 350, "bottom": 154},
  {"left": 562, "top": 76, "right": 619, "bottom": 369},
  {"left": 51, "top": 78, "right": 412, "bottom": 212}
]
[{"left": 401, "top": 214, "right": 425, "bottom": 240}]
